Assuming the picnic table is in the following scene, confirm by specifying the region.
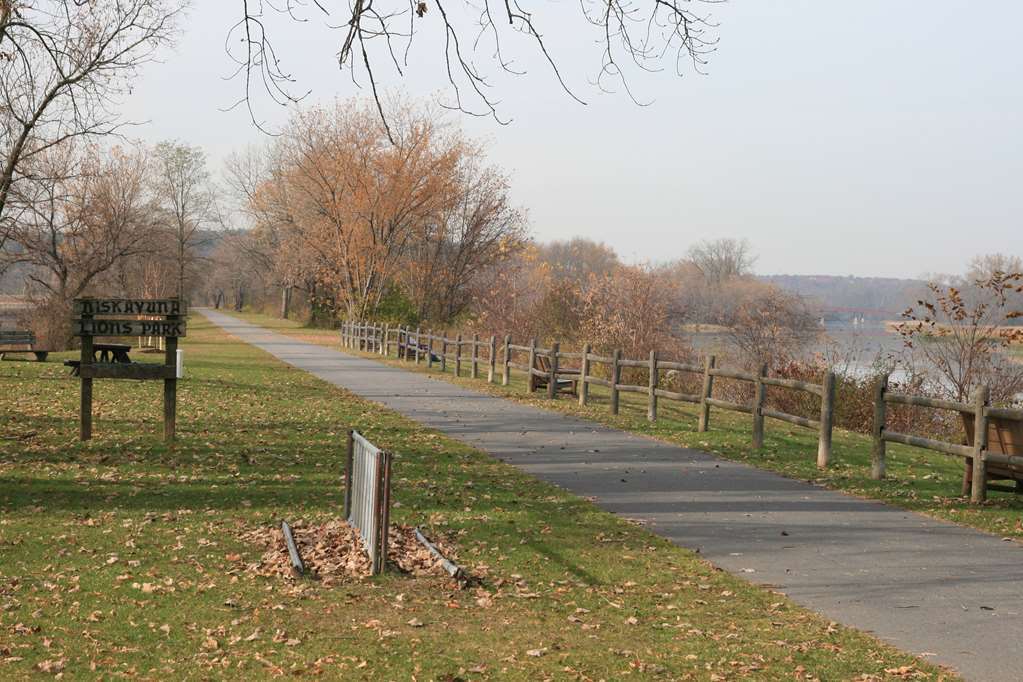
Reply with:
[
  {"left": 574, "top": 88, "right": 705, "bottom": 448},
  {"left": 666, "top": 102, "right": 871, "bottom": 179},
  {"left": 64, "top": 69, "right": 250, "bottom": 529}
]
[{"left": 65, "top": 343, "right": 133, "bottom": 376}]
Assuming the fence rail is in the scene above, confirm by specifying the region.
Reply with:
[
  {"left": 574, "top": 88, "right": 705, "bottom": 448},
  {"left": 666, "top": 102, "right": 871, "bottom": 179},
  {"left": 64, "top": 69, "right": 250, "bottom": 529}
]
[
  {"left": 341, "top": 320, "right": 1023, "bottom": 503},
  {"left": 870, "top": 375, "right": 1023, "bottom": 503},
  {"left": 343, "top": 429, "right": 392, "bottom": 575},
  {"left": 341, "top": 320, "right": 837, "bottom": 469}
]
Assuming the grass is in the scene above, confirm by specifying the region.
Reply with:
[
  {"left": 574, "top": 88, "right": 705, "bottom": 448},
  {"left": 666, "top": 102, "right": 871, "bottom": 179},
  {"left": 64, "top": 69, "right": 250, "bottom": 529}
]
[
  {"left": 236, "top": 312, "right": 1023, "bottom": 543},
  {"left": 0, "top": 316, "right": 953, "bottom": 679}
]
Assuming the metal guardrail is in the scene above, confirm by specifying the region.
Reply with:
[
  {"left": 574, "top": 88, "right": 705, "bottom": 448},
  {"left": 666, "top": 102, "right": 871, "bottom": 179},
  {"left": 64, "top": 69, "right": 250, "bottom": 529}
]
[{"left": 343, "top": 430, "right": 392, "bottom": 575}]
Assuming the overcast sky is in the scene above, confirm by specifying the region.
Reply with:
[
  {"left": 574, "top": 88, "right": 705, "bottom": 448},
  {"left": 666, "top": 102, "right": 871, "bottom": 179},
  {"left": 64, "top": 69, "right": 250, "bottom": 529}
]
[{"left": 121, "top": 1, "right": 1023, "bottom": 278}]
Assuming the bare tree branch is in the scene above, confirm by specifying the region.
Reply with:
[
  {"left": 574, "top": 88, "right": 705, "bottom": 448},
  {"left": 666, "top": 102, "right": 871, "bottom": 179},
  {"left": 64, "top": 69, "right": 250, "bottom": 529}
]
[{"left": 231, "top": 0, "right": 719, "bottom": 135}]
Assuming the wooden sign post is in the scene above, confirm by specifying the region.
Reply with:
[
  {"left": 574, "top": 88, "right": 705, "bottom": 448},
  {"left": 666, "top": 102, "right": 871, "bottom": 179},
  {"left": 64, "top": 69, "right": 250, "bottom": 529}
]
[{"left": 73, "top": 298, "right": 187, "bottom": 442}]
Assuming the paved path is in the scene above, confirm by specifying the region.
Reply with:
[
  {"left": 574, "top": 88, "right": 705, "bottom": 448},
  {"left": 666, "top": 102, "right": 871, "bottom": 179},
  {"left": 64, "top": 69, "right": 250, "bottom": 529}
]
[{"left": 203, "top": 310, "right": 1023, "bottom": 681}]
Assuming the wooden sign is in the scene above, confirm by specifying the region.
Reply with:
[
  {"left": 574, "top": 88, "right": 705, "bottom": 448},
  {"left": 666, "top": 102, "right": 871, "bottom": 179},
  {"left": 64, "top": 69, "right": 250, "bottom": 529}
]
[
  {"left": 79, "top": 364, "right": 177, "bottom": 380},
  {"left": 73, "top": 297, "right": 185, "bottom": 444},
  {"left": 74, "top": 318, "right": 186, "bottom": 338},
  {"left": 74, "top": 298, "right": 187, "bottom": 316}
]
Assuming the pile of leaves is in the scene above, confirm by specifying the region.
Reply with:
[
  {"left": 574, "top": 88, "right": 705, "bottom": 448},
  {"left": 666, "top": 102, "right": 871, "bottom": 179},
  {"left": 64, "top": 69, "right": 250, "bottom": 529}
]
[{"left": 244, "top": 520, "right": 460, "bottom": 585}]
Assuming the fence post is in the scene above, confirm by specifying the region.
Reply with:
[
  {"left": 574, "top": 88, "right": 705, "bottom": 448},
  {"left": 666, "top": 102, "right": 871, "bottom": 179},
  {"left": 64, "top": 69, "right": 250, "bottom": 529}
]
[
  {"left": 455, "top": 333, "right": 463, "bottom": 377},
  {"left": 872, "top": 373, "right": 889, "bottom": 480},
  {"left": 385, "top": 324, "right": 392, "bottom": 356},
  {"left": 378, "top": 450, "right": 392, "bottom": 575},
  {"left": 698, "top": 355, "right": 716, "bottom": 432},
  {"left": 471, "top": 333, "right": 480, "bottom": 379},
  {"left": 502, "top": 335, "right": 511, "bottom": 386},
  {"left": 817, "top": 369, "right": 836, "bottom": 468},
  {"left": 971, "top": 385, "right": 990, "bottom": 504},
  {"left": 488, "top": 335, "right": 496, "bottom": 383},
  {"left": 415, "top": 327, "right": 422, "bottom": 364},
  {"left": 547, "top": 342, "right": 559, "bottom": 399},
  {"left": 752, "top": 363, "right": 768, "bottom": 449},
  {"left": 527, "top": 338, "right": 537, "bottom": 392},
  {"left": 647, "top": 350, "right": 658, "bottom": 422},
  {"left": 579, "top": 343, "right": 591, "bottom": 407},
  {"left": 427, "top": 330, "right": 435, "bottom": 369},
  {"left": 441, "top": 333, "right": 448, "bottom": 373},
  {"left": 610, "top": 349, "right": 621, "bottom": 415},
  {"left": 343, "top": 430, "right": 354, "bottom": 517}
]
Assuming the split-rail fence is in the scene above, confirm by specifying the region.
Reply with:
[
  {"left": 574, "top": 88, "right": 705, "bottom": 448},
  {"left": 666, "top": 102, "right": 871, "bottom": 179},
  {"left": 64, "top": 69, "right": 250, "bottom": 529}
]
[{"left": 340, "top": 320, "right": 1023, "bottom": 504}]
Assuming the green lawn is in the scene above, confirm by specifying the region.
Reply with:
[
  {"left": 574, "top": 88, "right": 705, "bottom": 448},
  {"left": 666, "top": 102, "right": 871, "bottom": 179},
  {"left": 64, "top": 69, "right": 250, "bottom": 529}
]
[
  {"left": 238, "top": 312, "right": 1023, "bottom": 543},
  {"left": 0, "top": 315, "right": 952, "bottom": 679}
]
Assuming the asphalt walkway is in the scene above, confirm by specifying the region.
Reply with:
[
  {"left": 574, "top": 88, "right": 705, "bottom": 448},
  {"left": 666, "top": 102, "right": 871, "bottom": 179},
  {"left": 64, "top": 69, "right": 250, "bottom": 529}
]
[{"left": 201, "top": 309, "right": 1023, "bottom": 681}]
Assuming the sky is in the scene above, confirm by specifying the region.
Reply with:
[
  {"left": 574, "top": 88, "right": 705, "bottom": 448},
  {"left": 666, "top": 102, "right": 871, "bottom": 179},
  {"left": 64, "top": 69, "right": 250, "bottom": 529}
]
[{"left": 121, "top": 1, "right": 1023, "bottom": 278}]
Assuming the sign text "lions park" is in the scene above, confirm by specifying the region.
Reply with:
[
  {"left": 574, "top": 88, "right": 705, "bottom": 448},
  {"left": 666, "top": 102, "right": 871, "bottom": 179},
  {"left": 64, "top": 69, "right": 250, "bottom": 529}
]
[{"left": 73, "top": 319, "right": 186, "bottom": 338}]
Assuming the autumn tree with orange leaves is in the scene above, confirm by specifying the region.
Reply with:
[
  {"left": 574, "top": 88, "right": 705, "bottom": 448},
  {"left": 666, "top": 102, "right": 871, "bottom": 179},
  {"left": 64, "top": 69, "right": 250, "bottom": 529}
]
[{"left": 235, "top": 98, "right": 526, "bottom": 322}]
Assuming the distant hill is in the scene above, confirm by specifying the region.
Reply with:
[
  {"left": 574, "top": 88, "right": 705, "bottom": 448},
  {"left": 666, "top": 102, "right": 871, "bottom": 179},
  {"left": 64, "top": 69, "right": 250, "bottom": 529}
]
[{"left": 761, "top": 274, "right": 926, "bottom": 320}]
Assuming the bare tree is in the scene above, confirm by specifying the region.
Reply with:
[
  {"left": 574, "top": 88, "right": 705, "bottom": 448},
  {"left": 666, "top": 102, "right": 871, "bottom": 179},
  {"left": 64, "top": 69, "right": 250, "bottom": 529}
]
[
  {"left": 228, "top": 0, "right": 719, "bottom": 136},
  {"left": 686, "top": 237, "right": 756, "bottom": 286},
  {"left": 0, "top": 0, "right": 181, "bottom": 261},
  {"left": 967, "top": 253, "right": 1023, "bottom": 282},
  {"left": 900, "top": 272, "right": 1023, "bottom": 404},
  {"left": 152, "top": 141, "right": 218, "bottom": 299},
  {"left": 399, "top": 149, "right": 527, "bottom": 321},
  {"left": 7, "top": 144, "right": 154, "bottom": 344},
  {"left": 720, "top": 280, "right": 819, "bottom": 368}
]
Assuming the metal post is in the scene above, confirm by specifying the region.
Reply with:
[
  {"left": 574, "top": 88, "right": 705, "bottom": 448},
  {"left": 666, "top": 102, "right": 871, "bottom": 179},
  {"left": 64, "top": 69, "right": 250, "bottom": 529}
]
[{"left": 344, "top": 430, "right": 354, "bottom": 517}]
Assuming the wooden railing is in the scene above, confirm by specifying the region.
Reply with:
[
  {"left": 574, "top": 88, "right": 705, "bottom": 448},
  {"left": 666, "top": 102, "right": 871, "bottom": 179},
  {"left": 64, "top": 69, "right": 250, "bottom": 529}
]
[
  {"left": 871, "top": 374, "right": 1023, "bottom": 503},
  {"left": 341, "top": 320, "right": 1023, "bottom": 503},
  {"left": 340, "top": 320, "right": 836, "bottom": 469}
]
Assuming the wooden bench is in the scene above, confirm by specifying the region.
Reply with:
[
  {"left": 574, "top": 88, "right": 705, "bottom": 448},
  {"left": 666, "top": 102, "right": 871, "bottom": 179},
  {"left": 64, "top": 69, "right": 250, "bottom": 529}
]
[
  {"left": 397, "top": 337, "right": 439, "bottom": 363},
  {"left": 962, "top": 413, "right": 1023, "bottom": 495},
  {"left": 534, "top": 354, "right": 580, "bottom": 395},
  {"left": 0, "top": 331, "right": 49, "bottom": 362}
]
